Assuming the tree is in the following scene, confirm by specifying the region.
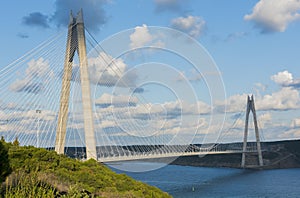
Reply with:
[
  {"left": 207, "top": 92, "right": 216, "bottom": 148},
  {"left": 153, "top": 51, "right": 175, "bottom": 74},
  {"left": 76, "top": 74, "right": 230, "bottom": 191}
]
[
  {"left": 13, "top": 137, "right": 19, "bottom": 146},
  {"left": 0, "top": 141, "right": 11, "bottom": 182}
]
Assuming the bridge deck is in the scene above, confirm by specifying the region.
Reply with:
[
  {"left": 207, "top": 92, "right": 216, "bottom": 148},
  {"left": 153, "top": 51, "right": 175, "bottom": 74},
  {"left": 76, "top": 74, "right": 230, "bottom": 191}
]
[{"left": 97, "top": 150, "right": 258, "bottom": 163}]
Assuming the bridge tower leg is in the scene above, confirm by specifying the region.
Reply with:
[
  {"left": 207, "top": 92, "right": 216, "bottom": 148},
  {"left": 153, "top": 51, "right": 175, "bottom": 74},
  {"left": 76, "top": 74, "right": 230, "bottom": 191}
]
[
  {"left": 241, "top": 95, "right": 263, "bottom": 168},
  {"left": 55, "top": 10, "right": 97, "bottom": 160}
]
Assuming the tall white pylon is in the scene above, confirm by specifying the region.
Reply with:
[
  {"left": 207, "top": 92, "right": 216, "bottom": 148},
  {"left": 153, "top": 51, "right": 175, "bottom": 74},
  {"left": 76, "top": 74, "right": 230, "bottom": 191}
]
[
  {"left": 241, "top": 95, "right": 263, "bottom": 168},
  {"left": 55, "top": 10, "right": 97, "bottom": 160}
]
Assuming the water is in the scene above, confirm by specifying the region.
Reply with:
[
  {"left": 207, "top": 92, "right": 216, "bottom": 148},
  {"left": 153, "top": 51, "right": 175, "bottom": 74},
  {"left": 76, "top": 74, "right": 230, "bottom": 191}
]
[{"left": 110, "top": 162, "right": 300, "bottom": 198}]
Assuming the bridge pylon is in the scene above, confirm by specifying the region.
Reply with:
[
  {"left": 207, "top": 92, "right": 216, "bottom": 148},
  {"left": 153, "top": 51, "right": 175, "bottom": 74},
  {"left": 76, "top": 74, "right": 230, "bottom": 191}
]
[
  {"left": 55, "top": 10, "right": 97, "bottom": 160},
  {"left": 241, "top": 95, "right": 263, "bottom": 168}
]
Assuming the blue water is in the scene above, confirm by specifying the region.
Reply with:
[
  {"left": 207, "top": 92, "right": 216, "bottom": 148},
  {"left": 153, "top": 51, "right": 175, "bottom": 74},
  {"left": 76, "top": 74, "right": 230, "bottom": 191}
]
[{"left": 110, "top": 162, "right": 300, "bottom": 198}]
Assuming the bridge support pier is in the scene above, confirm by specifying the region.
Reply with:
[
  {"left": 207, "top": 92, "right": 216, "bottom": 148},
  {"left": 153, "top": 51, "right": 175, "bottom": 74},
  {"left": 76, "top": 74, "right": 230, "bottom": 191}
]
[
  {"left": 55, "top": 10, "right": 97, "bottom": 160},
  {"left": 241, "top": 95, "right": 263, "bottom": 168}
]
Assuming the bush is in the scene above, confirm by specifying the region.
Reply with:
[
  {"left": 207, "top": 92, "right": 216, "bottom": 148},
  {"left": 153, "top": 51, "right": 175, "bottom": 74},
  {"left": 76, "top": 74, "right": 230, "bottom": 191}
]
[
  {"left": 1, "top": 144, "right": 171, "bottom": 197},
  {"left": 0, "top": 140, "right": 11, "bottom": 183}
]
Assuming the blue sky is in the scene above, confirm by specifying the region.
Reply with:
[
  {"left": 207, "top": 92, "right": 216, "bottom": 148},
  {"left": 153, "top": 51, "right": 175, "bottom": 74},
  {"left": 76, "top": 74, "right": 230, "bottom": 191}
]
[{"left": 0, "top": 0, "right": 300, "bottom": 146}]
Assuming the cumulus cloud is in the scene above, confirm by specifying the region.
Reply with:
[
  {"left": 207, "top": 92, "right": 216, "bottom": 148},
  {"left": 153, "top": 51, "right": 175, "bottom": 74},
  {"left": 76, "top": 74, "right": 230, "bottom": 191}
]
[
  {"left": 63, "top": 52, "right": 137, "bottom": 87},
  {"left": 95, "top": 93, "right": 139, "bottom": 108},
  {"left": 0, "top": 109, "right": 56, "bottom": 135},
  {"left": 216, "top": 71, "right": 300, "bottom": 113},
  {"left": 164, "top": 100, "right": 211, "bottom": 116},
  {"left": 244, "top": 0, "right": 300, "bottom": 33},
  {"left": 22, "top": 12, "right": 50, "bottom": 28},
  {"left": 170, "top": 15, "right": 206, "bottom": 38},
  {"left": 154, "top": 0, "right": 186, "bottom": 13},
  {"left": 279, "top": 118, "right": 300, "bottom": 139},
  {"left": 129, "top": 24, "right": 165, "bottom": 49},
  {"left": 279, "top": 128, "right": 300, "bottom": 139},
  {"left": 215, "top": 93, "right": 248, "bottom": 113},
  {"left": 97, "top": 98, "right": 211, "bottom": 119},
  {"left": 18, "top": 110, "right": 56, "bottom": 122},
  {"left": 130, "top": 24, "right": 153, "bottom": 49},
  {"left": 216, "top": 87, "right": 300, "bottom": 113},
  {"left": 271, "top": 70, "right": 300, "bottom": 88},
  {"left": 10, "top": 79, "right": 44, "bottom": 94},
  {"left": 88, "top": 52, "right": 138, "bottom": 87},
  {"left": 256, "top": 87, "right": 300, "bottom": 111},
  {"left": 0, "top": 102, "right": 21, "bottom": 111},
  {"left": 10, "top": 58, "right": 54, "bottom": 94},
  {"left": 258, "top": 112, "right": 272, "bottom": 128},
  {"left": 95, "top": 97, "right": 210, "bottom": 139}
]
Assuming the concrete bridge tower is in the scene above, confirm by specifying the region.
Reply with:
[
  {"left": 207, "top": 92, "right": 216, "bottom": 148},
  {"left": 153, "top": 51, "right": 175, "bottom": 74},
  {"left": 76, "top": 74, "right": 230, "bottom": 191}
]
[
  {"left": 55, "top": 10, "right": 97, "bottom": 160},
  {"left": 241, "top": 95, "right": 263, "bottom": 168}
]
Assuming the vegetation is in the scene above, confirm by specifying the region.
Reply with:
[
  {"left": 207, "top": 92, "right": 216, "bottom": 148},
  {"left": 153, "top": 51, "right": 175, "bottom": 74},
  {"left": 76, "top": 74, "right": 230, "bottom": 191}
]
[
  {"left": 0, "top": 139, "right": 11, "bottom": 183},
  {"left": 0, "top": 140, "right": 171, "bottom": 198}
]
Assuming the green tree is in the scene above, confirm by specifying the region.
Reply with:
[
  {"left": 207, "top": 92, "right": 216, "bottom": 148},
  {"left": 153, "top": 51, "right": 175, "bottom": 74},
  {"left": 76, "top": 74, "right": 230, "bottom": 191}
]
[
  {"left": 13, "top": 137, "right": 19, "bottom": 146},
  {"left": 0, "top": 141, "right": 11, "bottom": 182}
]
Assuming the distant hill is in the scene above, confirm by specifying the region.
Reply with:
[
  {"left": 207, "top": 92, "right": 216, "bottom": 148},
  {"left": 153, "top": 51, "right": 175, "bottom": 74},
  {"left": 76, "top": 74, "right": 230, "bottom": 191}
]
[
  {"left": 169, "top": 140, "right": 300, "bottom": 169},
  {"left": 0, "top": 140, "right": 171, "bottom": 198}
]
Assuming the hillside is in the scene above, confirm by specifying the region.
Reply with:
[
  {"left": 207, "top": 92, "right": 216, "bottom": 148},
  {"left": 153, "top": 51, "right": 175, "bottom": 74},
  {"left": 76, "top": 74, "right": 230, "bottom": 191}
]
[
  {"left": 169, "top": 140, "right": 300, "bottom": 169},
  {"left": 0, "top": 140, "right": 171, "bottom": 198}
]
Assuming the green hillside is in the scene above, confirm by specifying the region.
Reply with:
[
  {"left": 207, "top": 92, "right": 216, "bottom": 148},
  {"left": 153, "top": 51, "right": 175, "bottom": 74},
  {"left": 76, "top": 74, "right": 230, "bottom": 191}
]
[{"left": 0, "top": 140, "right": 170, "bottom": 198}]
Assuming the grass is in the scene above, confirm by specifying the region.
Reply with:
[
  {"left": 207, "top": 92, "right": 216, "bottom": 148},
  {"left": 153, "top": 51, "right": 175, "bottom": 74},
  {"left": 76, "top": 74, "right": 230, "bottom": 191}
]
[{"left": 0, "top": 142, "right": 171, "bottom": 198}]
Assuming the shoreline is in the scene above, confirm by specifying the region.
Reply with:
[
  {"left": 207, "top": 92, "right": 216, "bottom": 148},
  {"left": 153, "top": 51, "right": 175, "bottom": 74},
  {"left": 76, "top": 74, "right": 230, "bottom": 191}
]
[{"left": 124, "top": 139, "right": 300, "bottom": 170}]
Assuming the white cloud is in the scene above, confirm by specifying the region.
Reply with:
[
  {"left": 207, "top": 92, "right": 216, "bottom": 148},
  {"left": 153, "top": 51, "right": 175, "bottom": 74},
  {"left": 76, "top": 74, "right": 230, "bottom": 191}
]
[
  {"left": 278, "top": 118, "right": 300, "bottom": 139},
  {"left": 170, "top": 15, "right": 206, "bottom": 38},
  {"left": 10, "top": 58, "right": 54, "bottom": 94},
  {"left": 216, "top": 87, "right": 300, "bottom": 113},
  {"left": 10, "top": 78, "right": 44, "bottom": 94},
  {"left": 129, "top": 24, "right": 165, "bottom": 50},
  {"left": 88, "top": 52, "right": 137, "bottom": 87},
  {"left": 95, "top": 98, "right": 209, "bottom": 139},
  {"left": 271, "top": 70, "right": 293, "bottom": 85},
  {"left": 163, "top": 100, "right": 211, "bottom": 116},
  {"left": 217, "top": 71, "right": 300, "bottom": 113},
  {"left": 26, "top": 58, "right": 52, "bottom": 78},
  {"left": 0, "top": 109, "right": 56, "bottom": 136},
  {"left": 254, "top": 83, "right": 267, "bottom": 92},
  {"left": 130, "top": 24, "right": 153, "bottom": 49},
  {"left": 244, "top": 0, "right": 300, "bottom": 33},
  {"left": 258, "top": 112, "right": 272, "bottom": 128},
  {"left": 12, "top": 110, "right": 56, "bottom": 122},
  {"left": 215, "top": 93, "right": 248, "bottom": 113},
  {"left": 271, "top": 70, "right": 300, "bottom": 88},
  {"left": 256, "top": 87, "right": 300, "bottom": 111},
  {"left": 214, "top": 87, "right": 300, "bottom": 113},
  {"left": 97, "top": 98, "right": 211, "bottom": 119},
  {"left": 95, "top": 93, "right": 139, "bottom": 107}
]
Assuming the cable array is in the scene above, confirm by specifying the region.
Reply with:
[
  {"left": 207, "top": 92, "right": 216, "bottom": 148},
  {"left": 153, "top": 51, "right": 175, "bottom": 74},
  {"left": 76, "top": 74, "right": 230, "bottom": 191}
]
[{"left": 0, "top": 26, "right": 261, "bottom": 161}]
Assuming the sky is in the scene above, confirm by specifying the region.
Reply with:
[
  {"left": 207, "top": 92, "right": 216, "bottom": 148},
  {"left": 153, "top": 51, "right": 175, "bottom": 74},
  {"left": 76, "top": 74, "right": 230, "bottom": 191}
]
[{"left": 0, "top": 0, "right": 300, "bottom": 147}]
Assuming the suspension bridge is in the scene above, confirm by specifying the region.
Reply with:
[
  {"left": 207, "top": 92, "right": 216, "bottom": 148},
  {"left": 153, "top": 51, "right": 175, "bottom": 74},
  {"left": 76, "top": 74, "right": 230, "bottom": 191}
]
[{"left": 0, "top": 10, "right": 264, "bottom": 168}]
